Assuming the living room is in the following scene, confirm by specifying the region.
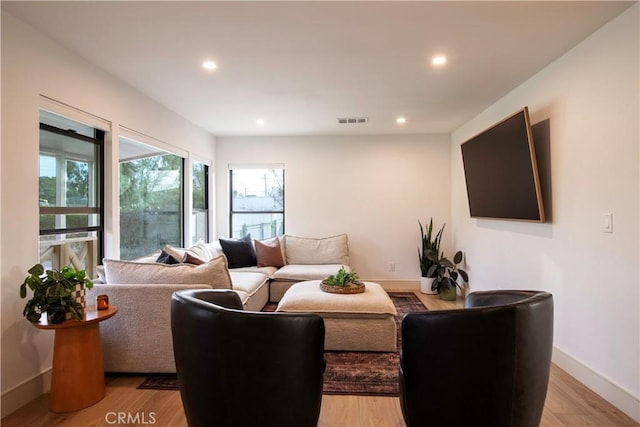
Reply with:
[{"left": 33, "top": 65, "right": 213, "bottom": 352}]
[{"left": 1, "top": 1, "right": 638, "bottom": 425}]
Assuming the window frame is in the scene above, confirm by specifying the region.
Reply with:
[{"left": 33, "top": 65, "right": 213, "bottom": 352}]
[
  {"left": 118, "top": 135, "right": 186, "bottom": 260},
  {"left": 191, "top": 160, "right": 210, "bottom": 244},
  {"left": 39, "top": 122, "right": 105, "bottom": 261},
  {"left": 228, "top": 166, "right": 285, "bottom": 238}
]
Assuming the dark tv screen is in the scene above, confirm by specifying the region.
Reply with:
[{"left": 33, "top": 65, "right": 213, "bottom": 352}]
[{"left": 461, "top": 107, "right": 545, "bottom": 222}]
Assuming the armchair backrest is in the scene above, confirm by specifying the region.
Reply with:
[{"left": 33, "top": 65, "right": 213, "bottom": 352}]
[
  {"left": 400, "top": 290, "right": 553, "bottom": 427},
  {"left": 171, "top": 289, "right": 325, "bottom": 427}
]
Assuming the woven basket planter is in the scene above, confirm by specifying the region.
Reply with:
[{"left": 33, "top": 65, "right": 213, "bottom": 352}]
[{"left": 320, "top": 280, "right": 365, "bottom": 294}]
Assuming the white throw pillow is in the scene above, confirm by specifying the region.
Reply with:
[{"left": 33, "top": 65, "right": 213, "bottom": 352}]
[
  {"left": 284, "top": 234, "right": 349, "bottom": 265},
  {"left": 164, "top": 239, "right": 213, "bottom": 263},
  {"left": 103, "top": 255, "right": 232, "bottom": 289}
]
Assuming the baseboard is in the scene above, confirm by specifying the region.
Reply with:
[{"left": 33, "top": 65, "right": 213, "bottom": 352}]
[
  {"left": 1, "top": 368, "right": 51, "bottom": 418},
  {"left": 552, "top": 347, "right": 640, "bottom": 422},
  {"left": 374, "top": 280, "right": 419, "bottom": 291}
]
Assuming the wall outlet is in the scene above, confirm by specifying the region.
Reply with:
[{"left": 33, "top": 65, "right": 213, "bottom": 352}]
[{"left": 388, "top": 262, "right": 396, "bottom": 272}]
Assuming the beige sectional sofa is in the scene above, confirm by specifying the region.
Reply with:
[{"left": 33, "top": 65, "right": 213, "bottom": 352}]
[{"left": 88, "top": 234, "right": 350, "bottom": 373}]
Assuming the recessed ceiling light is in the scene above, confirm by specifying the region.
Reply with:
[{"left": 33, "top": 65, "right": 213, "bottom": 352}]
[
  {"left": 431, "top": 55, "right": 447, "bottom": 66},
  {"left": 202, "top": 60, "right": 217, "bottom": 71},
  {"left": 256, "top": 118, "right": 265, "bottom": 126},
  {"left": 396, "top": 117, "right": 407, "bottom": 124}
]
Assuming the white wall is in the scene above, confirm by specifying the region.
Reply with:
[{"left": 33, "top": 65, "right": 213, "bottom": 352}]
[
  {"left": 216, "top": 134, "right": 451, "bottom": 282},
  {"left": 451, "top": 5, "right": 639, "bottom": 421},
  {"left": 0, "top": 12, "right": 216, "bottom": 416}
]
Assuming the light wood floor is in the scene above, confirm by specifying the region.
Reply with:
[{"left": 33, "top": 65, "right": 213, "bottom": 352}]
[{"left": 2, "top": 292, "right": 637, "bottom": 427}]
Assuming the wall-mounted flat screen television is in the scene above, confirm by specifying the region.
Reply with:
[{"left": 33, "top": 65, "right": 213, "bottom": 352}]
[{"left": 461, "top": 107, "right": 545, "bottom": 222}]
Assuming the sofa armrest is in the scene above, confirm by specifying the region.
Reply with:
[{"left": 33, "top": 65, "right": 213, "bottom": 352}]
[{"left": 86, "top": 283, "right": 213, "bottom": 373}]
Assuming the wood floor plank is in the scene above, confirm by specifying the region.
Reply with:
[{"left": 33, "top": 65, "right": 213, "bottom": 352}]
[
  {"left": 540, "top": 407, "right": 568, "bottom": 427},
  {"left": 358, "top": 396, "right": 404, "bottom": 427},
  {"left": 318, "top": 394, "right": 361, "bottom": 427}
]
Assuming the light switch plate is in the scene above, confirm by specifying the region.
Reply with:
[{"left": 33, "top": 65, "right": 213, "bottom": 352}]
[{"left": 603, "top": 213, "right": 613, "bottom": 233}]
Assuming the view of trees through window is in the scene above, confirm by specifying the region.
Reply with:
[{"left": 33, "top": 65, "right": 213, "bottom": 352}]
[
  {"left": 40, "top": 158, "right": 92, "bottom": 228},
  {"left": 230, "top": 167, "right": 284, "bottom": 239},
  {"left": 39, "top": 114, "right": 103, "bottom": 274},
  {"left": 119, "top": 139, "right": 183, "bottom": 260}
]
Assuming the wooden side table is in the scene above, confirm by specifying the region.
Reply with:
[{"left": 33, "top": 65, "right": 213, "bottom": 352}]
[{"left": 33, "top": 305, "right": 117, "bottom": 413}]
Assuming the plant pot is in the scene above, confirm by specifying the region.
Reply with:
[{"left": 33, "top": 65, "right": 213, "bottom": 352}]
[
  {"left": 74, "top": 283, "right": 86, "bottom": 311},
  {"left": 439, "top": 286, "right": 457, "bottom": 301},
  {"left": 419, "top": 277, "right": 436, "bottom": 294},
  {"left": 47, "top": 310, "right": 72, "bottom": 324}
]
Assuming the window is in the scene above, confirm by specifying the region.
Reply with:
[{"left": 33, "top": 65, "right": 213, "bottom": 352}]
[
  {"left": 191, "top": 161, "right": 209, "bottom": 244},
  {"left": 119, "top": 137, "right": 184, "bottom": 260},
  {"left": 229, "top": 166, "right": 284, "bottom": 239},
  {"left": 39, "top": 111, "right": 104, "bottom": 277}
]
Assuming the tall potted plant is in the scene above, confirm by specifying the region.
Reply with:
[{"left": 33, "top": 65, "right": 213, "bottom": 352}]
[
  {"left": 418, "top": 219, "right": 444, "bottom": 294},
  {"left": 19, "top": 264, "right": 93, "bottom": 324},
  {"left": 426, "top": 250, "right": 469, "bottom": 301}
]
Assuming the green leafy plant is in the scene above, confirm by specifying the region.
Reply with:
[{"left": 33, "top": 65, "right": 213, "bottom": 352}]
[
  {"left": 418, "top": 218, "right": 444, "bottom": 278},
  {"left": 19, "top": 264, "right": 94, "bottom": 324},
  {"left": 323, "top": 266, "right": 361, "bottom": 287},
  {"left": 426, "top": 250, "right": 469, "bottom": 293}
]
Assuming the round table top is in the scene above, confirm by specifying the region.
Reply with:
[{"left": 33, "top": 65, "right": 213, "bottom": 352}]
[{"left": 32, "top": 305, "right": 118, "bottom": 329}]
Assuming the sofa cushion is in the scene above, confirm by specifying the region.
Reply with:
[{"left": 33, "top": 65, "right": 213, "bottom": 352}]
[
  {"left": 271, "top": 264, "right": 350, "bottom": 282},
  {"left": 255, "top": 237, "right": 286, "bottom": 267},
  {"left": 183, "top": 252, "right": 205, "bottom": 265},
  {"left": 234, "top": 289, "right": 250, "bottom": 307},
  {"left": 204, "top": 241, "right": 224, "bottom": 258},
  {"left": 230, "top": 271, "right": 269, "bottom": 297},
  {"left": 156, "top": 250, "right": 181, "bottom": 264},
  {"left": 219, "top": 234, "right": 257, "bottom": 268},
  {"left": 284, "top": 234, "right": 349, "bottom": 265},
  {"left": 231, "top": 266, "right": 278, "bottom": 276},
  {"left": 103, "top": 255, "right": 232, "bottom": 289},
  {"left": 164, "top": 239, "right": 213, "bottom": 263}
]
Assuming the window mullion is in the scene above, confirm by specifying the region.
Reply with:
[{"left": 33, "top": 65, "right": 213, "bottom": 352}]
[{"left": 56, "top": 155, "right": 66, "bottom": 230}]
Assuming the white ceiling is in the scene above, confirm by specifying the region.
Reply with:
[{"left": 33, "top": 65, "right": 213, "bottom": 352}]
[{"left": 2, "top": 1, "right": 635, "bottom": 136}]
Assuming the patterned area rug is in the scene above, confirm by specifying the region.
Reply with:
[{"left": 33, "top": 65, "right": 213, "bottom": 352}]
[{"left": 138, "top": 292, "right": 428, "bottom": 396}]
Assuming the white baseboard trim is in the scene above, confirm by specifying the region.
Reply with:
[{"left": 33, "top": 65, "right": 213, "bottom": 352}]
[
  {"left": 552, "top": 346, "right": 639, "bottom": 422},
  {"left": 1, "top": 368, "right": 51, "bottom": 418},
  {"left": 375, "top": 280, "right": 419, "bottom": 291}
]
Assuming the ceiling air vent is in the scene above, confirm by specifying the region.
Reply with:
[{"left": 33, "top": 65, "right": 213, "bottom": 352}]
[{"left": 337, "top": 117, "right": 368, "bottom": 124}]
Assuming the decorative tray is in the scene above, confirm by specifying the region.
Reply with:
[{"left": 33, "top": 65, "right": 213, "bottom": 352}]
[{"left": 320, "top": 280, "right": 365, "bottom": 294}]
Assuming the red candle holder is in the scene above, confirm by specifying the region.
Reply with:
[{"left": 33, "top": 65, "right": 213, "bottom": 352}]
[{"left": 97, "top": 295, "right": 109, "bottom": 310}]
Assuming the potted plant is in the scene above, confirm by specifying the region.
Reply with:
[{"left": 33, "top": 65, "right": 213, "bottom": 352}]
[
  {"left": 19, "top": 264, "right": 94, "bottom": 324},
  {"left": 418, "top": 218, "right": 444, "bottom": 294},
  {"left": 320, "top": 266, "right": 365, "bottom": 294},
  {"left": 426, "top": 250, "right": 469, "bottom": 301}
]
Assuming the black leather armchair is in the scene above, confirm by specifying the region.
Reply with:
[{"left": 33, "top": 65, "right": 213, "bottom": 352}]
[
  {"left": 171, "top": 289, "right": 325, "bottom": 427},
  {"left": 399, "top": 290, "right": 553, "bottom": 427}
]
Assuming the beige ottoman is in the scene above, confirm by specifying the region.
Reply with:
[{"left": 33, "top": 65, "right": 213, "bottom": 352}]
[{"left": 276, "top": 280, "right": 397, "bottom": 352}]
